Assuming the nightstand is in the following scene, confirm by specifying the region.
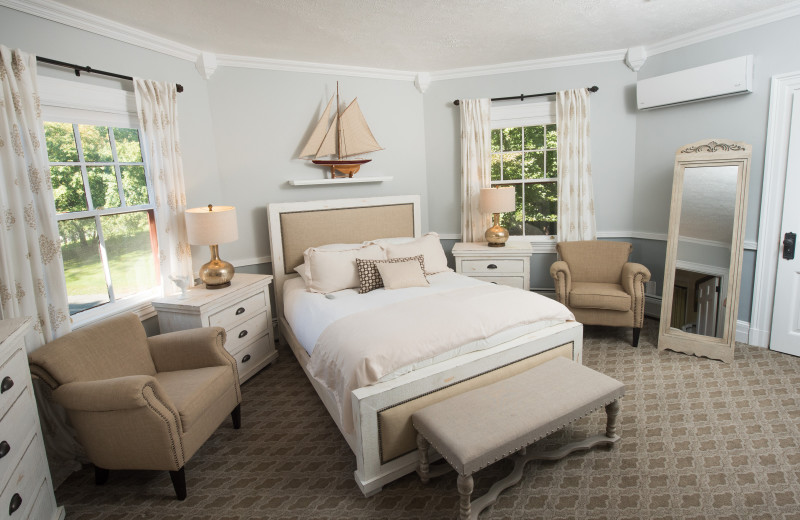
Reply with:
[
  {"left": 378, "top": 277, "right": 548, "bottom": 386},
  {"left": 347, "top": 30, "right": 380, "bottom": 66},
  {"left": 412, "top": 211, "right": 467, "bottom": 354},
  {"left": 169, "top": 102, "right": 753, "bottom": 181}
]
[
  {"left": 152, "top": 273, "right": 277, "bottom": 383},
  {"left": 452, "top": 241, "right": 532, "bottom": 290}
]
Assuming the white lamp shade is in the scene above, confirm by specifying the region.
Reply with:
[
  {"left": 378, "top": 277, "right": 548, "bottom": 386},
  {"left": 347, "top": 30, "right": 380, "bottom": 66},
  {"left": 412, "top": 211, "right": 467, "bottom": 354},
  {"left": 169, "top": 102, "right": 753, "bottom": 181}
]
[
  {"left": 185, "top": 205, "right": 238, "bottom": 245},
  {"left": 480, "top": 187, "right": 516, "bottom": 213}
]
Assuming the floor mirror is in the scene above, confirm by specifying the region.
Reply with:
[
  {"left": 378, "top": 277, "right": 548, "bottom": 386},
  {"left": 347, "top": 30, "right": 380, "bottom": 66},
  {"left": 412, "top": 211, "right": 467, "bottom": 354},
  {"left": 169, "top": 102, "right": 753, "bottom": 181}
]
[{"left": 658, "top": 139, "right": 751, "bottom": 363}]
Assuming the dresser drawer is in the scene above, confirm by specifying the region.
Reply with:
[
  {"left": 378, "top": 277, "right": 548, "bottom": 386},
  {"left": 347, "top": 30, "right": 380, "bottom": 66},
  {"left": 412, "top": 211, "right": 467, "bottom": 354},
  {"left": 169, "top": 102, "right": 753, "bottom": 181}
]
[
  {"left": 0, "top": 435, "right": 44, "bottom": 520},
  {"left": 460, "top": 259, "right": 524, "bottom": 275},
  {"left": 24, "top": 479, "right": 56, "bottom": 520},
  {"left": 472, "top": 276, "right": 525, "bottom": 290},
  {"left": 208, "top": 291, "right": 267, "bottom": 329},
  {"left": 225, "top": 312, "right": 270, "bottom": 354},
  {"left": 0, "top": 391, "right": 36, "bottom": 488},
  {"left": 234, "top": 334, "right": 274, "bottom": 382},
  {"left": 0, "top": 349, "right": 26, "bottom": 420}
]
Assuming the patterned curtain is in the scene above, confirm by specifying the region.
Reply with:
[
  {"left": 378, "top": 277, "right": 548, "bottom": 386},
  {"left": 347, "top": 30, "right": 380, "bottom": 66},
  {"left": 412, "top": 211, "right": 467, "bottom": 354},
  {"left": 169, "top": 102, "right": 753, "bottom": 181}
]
[
  {"left": 133, "top": 79, "right": 192, "bottom": 290},
  {"left": 459, "top": 99, "right": 492, "bottom": 242},
  {"left": 556, "top": 88, "right": 596, "bottom": 241},
  {"left": 0, "top": 44, "right": 84, "bottom": 488}
]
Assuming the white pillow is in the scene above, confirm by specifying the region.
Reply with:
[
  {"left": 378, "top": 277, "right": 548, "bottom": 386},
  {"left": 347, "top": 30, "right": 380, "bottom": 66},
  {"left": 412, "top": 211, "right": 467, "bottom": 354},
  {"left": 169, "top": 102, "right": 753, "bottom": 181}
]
[
  {"left": 293, "top": 263, "right": 310, "bottom": 286},
  {"left": 302, "top": 244, "right": 385, "bottom": 294},
  {"left": 383, "top": 232, "right": 451, "bottom": 275},
  {"left": 376, "top": 260, "right": 430, "bottom": 290}
]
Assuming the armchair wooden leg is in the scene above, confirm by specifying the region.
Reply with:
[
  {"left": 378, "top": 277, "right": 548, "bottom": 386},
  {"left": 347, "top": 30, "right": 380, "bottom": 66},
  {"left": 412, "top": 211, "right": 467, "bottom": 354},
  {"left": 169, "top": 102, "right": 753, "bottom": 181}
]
[
  {"left": 231, "top": 404, "right": 241, "bottom": 429},
  {"left": 170, "top": 467, "right": 187, "bottom": 500},
  {"left": 94, "top": 466, "right": 109, "bottom": 485},
  {"left": 632, "top": 327, "right": 641, "bottom": 348}
]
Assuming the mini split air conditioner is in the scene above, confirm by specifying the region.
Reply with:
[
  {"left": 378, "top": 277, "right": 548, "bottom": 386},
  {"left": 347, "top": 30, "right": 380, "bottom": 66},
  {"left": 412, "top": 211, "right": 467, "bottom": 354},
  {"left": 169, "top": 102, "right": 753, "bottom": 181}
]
[{"left": 636, "top": 55, "right": 753, "bottom": 110}]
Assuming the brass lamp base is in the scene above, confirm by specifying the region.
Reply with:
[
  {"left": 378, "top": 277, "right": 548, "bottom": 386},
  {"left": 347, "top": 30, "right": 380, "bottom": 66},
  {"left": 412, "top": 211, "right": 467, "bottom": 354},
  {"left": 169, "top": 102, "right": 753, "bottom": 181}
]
[
  {"left": 485, "top": 213, "right": 509, "bottom": 247},
  {"left": 199, "top": 245, "right": 235, "bottom": 289}
]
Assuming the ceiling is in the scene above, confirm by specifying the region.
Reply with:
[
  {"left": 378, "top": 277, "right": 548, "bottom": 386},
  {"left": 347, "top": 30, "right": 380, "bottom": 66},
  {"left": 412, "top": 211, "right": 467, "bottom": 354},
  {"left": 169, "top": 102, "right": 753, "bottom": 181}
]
[{"left": 50, "top": 0, "right": 799, "bottom": 72}]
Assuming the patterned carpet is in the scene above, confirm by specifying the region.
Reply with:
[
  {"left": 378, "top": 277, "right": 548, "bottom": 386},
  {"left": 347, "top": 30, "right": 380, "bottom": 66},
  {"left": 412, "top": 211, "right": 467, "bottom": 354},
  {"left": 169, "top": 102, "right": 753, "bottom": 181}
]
[{"left": 55, "top": 318, "right": 800, "bottom": 519}]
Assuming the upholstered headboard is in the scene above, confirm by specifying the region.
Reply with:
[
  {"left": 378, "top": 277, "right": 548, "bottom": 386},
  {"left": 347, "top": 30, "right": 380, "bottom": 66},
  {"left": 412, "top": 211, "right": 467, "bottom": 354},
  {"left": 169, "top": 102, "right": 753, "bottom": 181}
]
[{"left": 267, "top": 196, "right": 422, "bottom": 318}]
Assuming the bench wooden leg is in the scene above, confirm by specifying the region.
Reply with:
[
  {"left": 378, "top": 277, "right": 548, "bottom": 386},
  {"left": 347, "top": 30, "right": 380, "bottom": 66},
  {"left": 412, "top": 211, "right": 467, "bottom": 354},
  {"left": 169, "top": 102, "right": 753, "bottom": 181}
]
[
  {"left": 457, "top": 474, "right": 474, "bottom": 520},
  {"left": 605, "top": 399, "right": 620, "bottom": 438},
  {"left": 416, "top": 433, "right": 431, "bottom": 484}
]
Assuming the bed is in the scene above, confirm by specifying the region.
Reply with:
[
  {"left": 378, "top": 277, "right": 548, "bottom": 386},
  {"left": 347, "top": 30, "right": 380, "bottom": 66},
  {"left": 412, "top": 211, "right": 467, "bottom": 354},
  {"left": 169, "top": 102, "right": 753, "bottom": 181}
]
[{"left": 267, "top": 195, "right": 583, "bottom": 496}]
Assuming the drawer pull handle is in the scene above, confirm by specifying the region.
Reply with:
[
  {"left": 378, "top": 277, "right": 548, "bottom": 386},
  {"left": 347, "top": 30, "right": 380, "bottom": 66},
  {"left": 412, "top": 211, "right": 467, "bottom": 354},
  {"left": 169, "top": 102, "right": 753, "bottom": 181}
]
[
  {"left": 238, "top": 330, "right": 248, "bottom": 339},
  {"left": 0, "top": 377, "right": 12, "bottom": 394},
  {"left": 235, "top": 307, "right": 245, "bottom": 315},
  {"left": 9, "top": 493, "right": 21, "bottom": 515},
  {"left": 241, "top": 354, "right": 251, "bottom": 363},
  {"left": 487, "top": 264, "right": 498, "bottom": 270},
  {"left": 0, "top": 441, "right": 8, "bottom": 458}
]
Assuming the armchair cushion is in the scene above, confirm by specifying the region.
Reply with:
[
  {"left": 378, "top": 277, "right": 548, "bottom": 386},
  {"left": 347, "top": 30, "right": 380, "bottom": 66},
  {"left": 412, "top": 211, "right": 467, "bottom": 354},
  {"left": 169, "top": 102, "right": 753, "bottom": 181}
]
[
  {"left": 569, "top": 282, "right": 631, "bottom": 312},
  {"left": 155, "top": 366, "right": 233, "bottom": 433}
]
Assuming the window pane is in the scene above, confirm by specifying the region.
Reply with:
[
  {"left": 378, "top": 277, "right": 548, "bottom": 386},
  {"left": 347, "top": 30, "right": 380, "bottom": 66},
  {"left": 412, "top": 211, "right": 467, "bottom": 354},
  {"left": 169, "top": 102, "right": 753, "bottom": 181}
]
[
  {"left": 44, "top": 122, "right": 78, "bottom": 162},
  {"left": 524, "top": 182, "right": 558, "bottom": 236},
  {"left": 502, "top": 127, "right": 522, "bottom": 151},
  {"left": 59, "top": 218, "right": 109, "bottom": 314},
  {"left": 50, "top": 166, "right": 87, "bottom": 214},
  {"left": 498, "top": 183, "right": 523, "bottom": 236},
  {"left": 545, "top": 124, "right": 558, "bottom": 148},
  {"left": 524, "top": 126, "right": 544, "bottom": 150},
  {"left": 87, "top": 166, "right": 121, "bottom": 209},
  {"left": 490, "top": 129, "right": 501, "bottom": 153},
  {"left": 101, "top": 212, "right": 158, "bottom": 301},
  {"left": 502, "top": 152, "right": 522, "bottom": 180},
  {"left": 79, "top": 125, "right": 113, "bottom": 162},
  {"left": 491, "top": 155, "right": 501, "bottom": 181},
  {"left": 546, "top": 150, "right": 558, "bottom": 178},
  {"left": 121, "top": 166, "right": 150, "bottom": 206},
  {"left": 113, "top": 128, "right": 143, "bottom": 162},
  {"left": 524, "top": 151, "right": 544, "bottom": 179}
]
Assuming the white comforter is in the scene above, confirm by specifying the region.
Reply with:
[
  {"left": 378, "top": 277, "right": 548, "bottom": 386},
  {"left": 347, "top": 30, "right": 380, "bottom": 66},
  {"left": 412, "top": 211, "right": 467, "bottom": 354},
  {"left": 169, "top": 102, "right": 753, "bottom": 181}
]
[{"left": 284, "top": 273, "right": 575, "bottom": 433}]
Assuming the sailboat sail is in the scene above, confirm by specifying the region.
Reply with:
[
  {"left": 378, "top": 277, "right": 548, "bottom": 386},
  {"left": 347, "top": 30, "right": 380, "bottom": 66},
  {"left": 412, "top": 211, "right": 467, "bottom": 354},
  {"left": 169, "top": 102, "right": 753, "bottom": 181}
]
[
  {"left": 316, "top": 114, "right": 338, "bottom": 158},
  {"left": 299, "top": 95, "right": 334, "bottom": 158},
  {"left": 338, "top": 99, "right": 384, "bottom": 158}
]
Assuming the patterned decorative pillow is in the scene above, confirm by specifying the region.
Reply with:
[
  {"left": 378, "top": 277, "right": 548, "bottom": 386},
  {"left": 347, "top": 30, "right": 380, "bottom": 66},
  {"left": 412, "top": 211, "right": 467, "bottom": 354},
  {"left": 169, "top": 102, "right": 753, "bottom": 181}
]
[{"left": 356, "top": 255, "right": 426, "bottom": 293}]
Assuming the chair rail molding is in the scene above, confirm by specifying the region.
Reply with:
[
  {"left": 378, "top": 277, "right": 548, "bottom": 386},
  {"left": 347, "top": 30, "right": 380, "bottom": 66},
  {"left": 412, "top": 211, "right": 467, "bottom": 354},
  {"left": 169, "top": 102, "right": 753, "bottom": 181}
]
[{"left": 749, "top": 71, "right": 800, "bottom": 348}]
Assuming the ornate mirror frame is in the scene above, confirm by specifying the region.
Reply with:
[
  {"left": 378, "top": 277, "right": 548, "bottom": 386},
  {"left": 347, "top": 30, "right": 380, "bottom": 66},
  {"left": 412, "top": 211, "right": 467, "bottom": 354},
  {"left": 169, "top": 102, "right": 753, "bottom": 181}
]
[{"left": 658, "top": 139, "right": 751, "bottom": 363}]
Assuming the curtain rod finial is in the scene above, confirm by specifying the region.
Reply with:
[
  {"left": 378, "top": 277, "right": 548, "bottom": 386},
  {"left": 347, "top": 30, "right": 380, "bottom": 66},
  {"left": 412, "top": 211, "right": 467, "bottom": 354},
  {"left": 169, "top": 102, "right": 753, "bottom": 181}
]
[{"left": 588, "top": 86, "right": 599, "bottom": 93}]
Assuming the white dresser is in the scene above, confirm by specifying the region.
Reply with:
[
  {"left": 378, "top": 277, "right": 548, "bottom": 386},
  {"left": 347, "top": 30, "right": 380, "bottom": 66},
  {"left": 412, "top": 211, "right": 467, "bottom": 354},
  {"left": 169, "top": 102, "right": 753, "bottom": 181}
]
[
  {"left": 152, "top": 274, "right": 277, "bottom": 384},
  {"left": 0, "top": 317, "right": 64, "bottom": 520},
  {"left": 452, "top": 241, "right": 533, "bottom": 291}
]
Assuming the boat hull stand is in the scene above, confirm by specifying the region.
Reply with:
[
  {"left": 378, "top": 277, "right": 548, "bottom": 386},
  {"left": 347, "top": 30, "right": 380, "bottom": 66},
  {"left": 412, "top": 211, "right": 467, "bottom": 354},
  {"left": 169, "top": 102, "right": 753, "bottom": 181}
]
[{"left": 312, "top": 159, "right": 372, "bottom": 178}]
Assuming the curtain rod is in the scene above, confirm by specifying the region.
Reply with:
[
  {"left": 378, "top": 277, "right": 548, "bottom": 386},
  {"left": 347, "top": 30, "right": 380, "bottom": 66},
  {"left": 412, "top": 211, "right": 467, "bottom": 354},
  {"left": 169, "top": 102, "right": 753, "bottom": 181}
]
[
  {"left": 452, "top": 85, "right": 597, "bottom": 106},
  {"left": 35, "top": 56, "right": 184, "bottom": 93}
]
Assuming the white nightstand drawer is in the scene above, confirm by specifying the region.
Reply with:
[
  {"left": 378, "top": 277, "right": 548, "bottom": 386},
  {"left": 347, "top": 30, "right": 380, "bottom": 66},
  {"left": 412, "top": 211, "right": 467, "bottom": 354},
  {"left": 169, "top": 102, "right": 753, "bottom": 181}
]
[
  {"left": 0, "top": 435, "right": 44, "bottom": 520},
  {"left": 473, "top": 276, "right": 525, "bottom": 290},
  {"left": 209, "top": 291, "right": 267, "bottom": 329},
  {"left": 25, "top": 479, "right": 56, "bottom": 520},
  {"left": 233, "top": 334, "right": 274, "bottom": 381},
  {"left": 0, "top": 349, "right": 26, "bottom": 420},
  {"left": 460, "top": 259, "right": 524, "bottom": 275},
  {"left": 225, "top": 312, "right": 270, "bottom": 354},
  {"left": 0, "top": 391, "right": 36, "bottom": 488}
]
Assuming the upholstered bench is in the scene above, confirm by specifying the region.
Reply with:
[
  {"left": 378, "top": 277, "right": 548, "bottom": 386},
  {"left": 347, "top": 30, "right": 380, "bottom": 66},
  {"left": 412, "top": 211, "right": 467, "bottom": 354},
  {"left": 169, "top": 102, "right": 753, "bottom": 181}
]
[{"left": 412, "top": 356, "right": 625, "bottom": 520}]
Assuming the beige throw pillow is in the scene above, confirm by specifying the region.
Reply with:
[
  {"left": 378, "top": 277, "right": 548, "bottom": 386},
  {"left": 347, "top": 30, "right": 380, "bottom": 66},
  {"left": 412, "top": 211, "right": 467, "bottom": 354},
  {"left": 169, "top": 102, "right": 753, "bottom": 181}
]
[
  {"left": 376, "top": 260, "right": 430, "bottom": 290},
  {"left": 383, "top": 232, "right": 451, "bottom": 275},
  {"left": 356, "top": 255, "right": 426, "bottom": 293}
]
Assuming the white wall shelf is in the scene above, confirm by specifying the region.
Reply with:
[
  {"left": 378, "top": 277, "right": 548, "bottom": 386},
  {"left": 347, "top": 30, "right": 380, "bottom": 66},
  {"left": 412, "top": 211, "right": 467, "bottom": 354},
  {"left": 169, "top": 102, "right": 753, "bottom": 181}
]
[{"left": 288, "top": 176, "right": 393, "bottom": 186}]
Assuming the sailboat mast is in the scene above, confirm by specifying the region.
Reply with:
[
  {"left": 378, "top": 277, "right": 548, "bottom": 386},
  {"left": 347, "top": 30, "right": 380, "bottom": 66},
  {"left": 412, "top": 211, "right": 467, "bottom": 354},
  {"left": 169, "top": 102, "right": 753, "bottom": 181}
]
[{"left": 336, "top": 82, "right": 341, "bottom": 160}]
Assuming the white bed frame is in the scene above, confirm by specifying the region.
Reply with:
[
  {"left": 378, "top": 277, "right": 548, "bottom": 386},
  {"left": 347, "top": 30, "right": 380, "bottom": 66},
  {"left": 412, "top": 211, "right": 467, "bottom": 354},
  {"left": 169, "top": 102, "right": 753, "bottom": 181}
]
[{"left": 267, "top": 195, "right": 583, "bottom": 496}]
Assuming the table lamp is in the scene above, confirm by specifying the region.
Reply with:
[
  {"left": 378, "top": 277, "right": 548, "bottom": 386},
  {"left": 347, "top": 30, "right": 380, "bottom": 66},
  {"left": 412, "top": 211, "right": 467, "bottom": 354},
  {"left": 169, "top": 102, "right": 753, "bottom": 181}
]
[
  {"left": 480, "top": 187, "right": 516, "bottom": 247},
  {"left": 185, "top": 204, "right": 238, "bottom": 289}
]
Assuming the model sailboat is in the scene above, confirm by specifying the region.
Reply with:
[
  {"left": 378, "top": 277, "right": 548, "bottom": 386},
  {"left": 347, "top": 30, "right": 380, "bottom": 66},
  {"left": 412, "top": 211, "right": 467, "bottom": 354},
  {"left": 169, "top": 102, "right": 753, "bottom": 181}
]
[{"left": 299, "top": 84, "right": 383, "bottom": 178}]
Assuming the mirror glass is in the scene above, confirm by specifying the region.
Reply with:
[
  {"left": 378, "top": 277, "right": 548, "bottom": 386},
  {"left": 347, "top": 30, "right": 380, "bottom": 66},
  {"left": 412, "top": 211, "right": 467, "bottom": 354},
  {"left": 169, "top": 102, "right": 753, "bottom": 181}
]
[{"left": 670, "top": 165, "right": 738, "bottom": 338}]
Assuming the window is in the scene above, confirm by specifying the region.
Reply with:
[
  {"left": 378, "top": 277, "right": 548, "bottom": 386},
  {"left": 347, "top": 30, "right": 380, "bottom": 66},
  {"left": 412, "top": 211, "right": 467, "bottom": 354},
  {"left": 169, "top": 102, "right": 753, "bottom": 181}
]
[
  {"left": 490, "top": 101, "right": 558, "bottom": 246},
  {"left": 43, "top": 121, "right": 159, "bottom": 316}
]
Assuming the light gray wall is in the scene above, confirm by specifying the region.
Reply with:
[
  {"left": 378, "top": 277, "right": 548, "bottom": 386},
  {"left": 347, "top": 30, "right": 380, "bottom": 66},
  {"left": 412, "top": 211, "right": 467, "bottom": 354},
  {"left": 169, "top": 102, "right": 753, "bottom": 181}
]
[{"left": 633, "top": 14, "right": 800, "bottom": 321}]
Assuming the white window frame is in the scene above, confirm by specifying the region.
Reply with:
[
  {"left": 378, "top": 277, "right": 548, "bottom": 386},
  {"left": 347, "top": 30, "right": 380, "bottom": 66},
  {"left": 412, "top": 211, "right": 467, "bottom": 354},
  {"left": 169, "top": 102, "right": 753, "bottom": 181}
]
[
  {"left": 491, "top": 100, "right": 558, "bottom": 253},
  {"left": 39, "top": 76, "right": 160, "bottom": 328}
]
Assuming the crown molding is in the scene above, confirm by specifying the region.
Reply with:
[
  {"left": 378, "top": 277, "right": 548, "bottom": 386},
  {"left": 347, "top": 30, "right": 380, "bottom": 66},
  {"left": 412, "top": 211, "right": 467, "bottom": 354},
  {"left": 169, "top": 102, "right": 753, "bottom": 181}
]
[
  {"left": 214, "top": 53, "right": 417, "bottom": 81},
  {"left": 0, "top": 0, "right": 200, "bottom": 61},
  {"left": 429, "top": 49, "right": 627, "bottom": 81},
  {"left": 646, "top": 0, "right": 800, "bottom": 57}
]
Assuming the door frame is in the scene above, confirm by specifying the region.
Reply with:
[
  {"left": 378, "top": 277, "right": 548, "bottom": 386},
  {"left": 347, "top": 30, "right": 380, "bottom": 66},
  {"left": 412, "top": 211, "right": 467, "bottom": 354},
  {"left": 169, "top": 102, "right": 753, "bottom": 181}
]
[{"left": 750, "top": 71, "right": 800, "bottom": 348}]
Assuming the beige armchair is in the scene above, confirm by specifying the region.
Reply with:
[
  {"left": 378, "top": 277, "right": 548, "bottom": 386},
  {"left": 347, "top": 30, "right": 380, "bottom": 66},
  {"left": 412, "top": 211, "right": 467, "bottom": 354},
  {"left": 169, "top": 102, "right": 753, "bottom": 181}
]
[
  {"left": 28, "top": 313, "right": 242, "bottom": 500},
  {"left": 550, "top": 240, "right": 651, "bottom": 347}
]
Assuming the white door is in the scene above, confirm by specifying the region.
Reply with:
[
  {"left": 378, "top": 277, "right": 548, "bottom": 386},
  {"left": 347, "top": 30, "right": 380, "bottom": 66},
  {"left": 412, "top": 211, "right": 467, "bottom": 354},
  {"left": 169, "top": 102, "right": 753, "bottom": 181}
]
[
  {"left": 771, "top": 92, "right": 800, "bottom": 356},
  {"left": 697, "top": 277, "right": 720, "bottom": 337}
]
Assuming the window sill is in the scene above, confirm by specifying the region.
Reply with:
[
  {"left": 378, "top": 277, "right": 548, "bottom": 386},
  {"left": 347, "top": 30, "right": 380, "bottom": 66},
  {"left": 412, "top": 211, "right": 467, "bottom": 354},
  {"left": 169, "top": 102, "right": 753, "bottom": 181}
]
[{"left": 70, "top": 290, "right": 160, "bottom": 330}]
